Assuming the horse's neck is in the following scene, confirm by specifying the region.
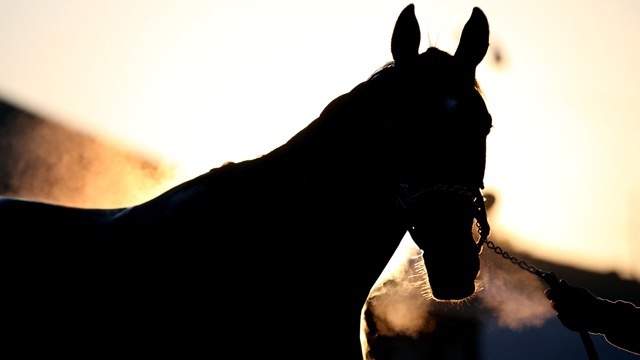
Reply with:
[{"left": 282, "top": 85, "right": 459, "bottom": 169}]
[
  {"left": 124, "top": 82, "right": 395, "bottom": 223},
  {"left": 269, "top": 82, "right": 390, "bottom": 182}
]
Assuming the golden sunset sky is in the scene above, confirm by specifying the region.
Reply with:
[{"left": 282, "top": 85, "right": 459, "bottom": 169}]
[{"left": 0, "top": 0, "right": 638, "bottom": 278}]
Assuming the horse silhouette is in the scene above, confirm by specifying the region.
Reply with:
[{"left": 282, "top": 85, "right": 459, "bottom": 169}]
[{"left": 2, "top": 5, "right": 492, "bottom": 358}]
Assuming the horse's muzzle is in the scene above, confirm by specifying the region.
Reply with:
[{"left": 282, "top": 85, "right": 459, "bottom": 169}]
[
  {"left": 427, "top": 250, "right": 479, "bottom": 300},
  {"left": 404, "top": 187, "right": 482, "bottom": 301}
]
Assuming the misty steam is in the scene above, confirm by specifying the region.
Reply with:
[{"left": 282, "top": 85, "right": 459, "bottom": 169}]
[
  {"left": 363, "top": 230, "right": 554, "bottom": 356},
  {"left": 366, "top": 238, "right": 432, "bottom": 338},
  {"left": 0, "top": 106, "right": 175, "bottom": 207},
  {"left": 477, "top": 248, "right": 554, "bottom": 329}
]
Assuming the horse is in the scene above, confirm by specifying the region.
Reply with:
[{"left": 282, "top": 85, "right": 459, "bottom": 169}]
[{"left": 2, "top": 5, "right": 492, "bottom": 359}]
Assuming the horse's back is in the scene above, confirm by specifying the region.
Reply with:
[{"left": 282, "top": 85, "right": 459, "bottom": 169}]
[
  {"left": 0, "top": 196, "right": 123, "bottom": 226},
  {"left": 1, "top": 196, "right": 248, "bottom": 356},
  {"left": 2, "top": 202, "right": 199, "bottom": 356}
]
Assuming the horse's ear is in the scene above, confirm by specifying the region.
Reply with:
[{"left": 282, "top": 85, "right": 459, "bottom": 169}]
[
  {"left": 391, "top": 4, "right": 421, "bottom": 65},
  {"left": 454, "top": 7, "right": 489, "bottom": 70}
]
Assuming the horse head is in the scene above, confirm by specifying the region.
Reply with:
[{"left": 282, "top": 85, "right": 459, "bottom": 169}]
[{"left": 374, "top": 5, "right": 493, "bottom": 300}]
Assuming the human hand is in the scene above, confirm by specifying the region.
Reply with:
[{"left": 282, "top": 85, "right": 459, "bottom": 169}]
[{"left": 544, "top": 280, "right": 605, "bottom": 333}]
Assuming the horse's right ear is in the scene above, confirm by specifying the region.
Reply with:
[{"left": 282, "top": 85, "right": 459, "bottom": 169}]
[
  {"left": 454, "top": 7, "right": 489, "bottom": 70},
  {"left": 391, "top": 4, "right": 421, "bottom": 66}
]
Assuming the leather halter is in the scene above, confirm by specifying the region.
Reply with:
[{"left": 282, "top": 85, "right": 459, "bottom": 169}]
[{"left": 396, "top": 183, "right": 490, "bottom": 253}]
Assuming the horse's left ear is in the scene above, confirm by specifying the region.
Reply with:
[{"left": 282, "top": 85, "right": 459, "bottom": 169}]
[
  {"left": 391, "top": 4, "right": 421, "bottom": 66},
  {"left": 454, "top": 7, "right": 489, "bottom": 70}
]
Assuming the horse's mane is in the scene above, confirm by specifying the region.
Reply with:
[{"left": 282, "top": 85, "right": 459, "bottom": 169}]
[
  {"left": 368, "top": 61, "right": 396, "bottom": 81},
  {"left": 367, "top": 48, "right": 482, "bottom": 92}
]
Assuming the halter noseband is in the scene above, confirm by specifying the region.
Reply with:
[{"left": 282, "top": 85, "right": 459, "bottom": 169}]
[{"left": 397, "top": 183, "right": 490, "bottom": 254}]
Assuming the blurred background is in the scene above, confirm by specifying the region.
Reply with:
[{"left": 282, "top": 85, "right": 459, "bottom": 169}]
[{"left": 1, "top": 0, "right": 638, "bottom": 359}]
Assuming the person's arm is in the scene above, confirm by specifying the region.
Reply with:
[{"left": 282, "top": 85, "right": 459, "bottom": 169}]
[
  {"left": 545, "top": 281, "right": 640, "bottom": 355},
  {"left": 595, "top": 299, "right": 640, "bottom": 354}
]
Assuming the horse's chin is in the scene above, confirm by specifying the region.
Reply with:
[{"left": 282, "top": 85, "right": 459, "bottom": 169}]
[
  {"left": 431, "top": 282, "right": 476, "bottom": 301},
  {"left": 428, "top": 260, "right": 480, "bottom": 301}
]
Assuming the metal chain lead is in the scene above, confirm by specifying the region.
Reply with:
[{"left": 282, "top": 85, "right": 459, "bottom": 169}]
[
  {"left": 474, "top": 200, "right": 544, "bottom": 277},
  {"left": 473, "top": 191, "right": 598, "bottom": 360},
  {"left": 484, "top": 238, "right": 543, "bottom": 276},
  {"left": 398, "top": 183, "right": 545, "bottom": 278}
]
